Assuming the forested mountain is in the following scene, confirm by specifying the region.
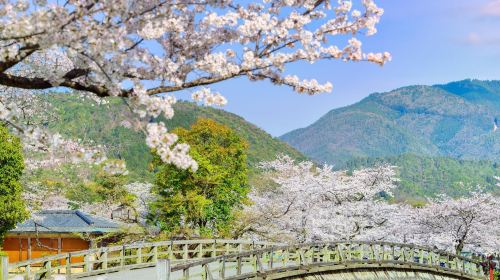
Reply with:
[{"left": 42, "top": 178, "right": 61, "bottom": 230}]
[
  {"left": 282, "top": 79, "right": 500, "bottom": 166},
  {"left": 281, "top": 79, "right": 500, "bottom": 199},
  {"left": 43, "top": 94, "right": 306, "bottom": 181}
]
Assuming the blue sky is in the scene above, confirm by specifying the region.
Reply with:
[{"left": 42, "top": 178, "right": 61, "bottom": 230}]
[{"left": 187, "top": 0, "right": 500, "bottom": 136}]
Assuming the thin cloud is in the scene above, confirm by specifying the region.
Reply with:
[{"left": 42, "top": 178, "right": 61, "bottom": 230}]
[
  {"left": 461, "top": 32, "right": 500, "bottom": 46},
  {"left": 464, "top": 32, "right": 482, "bottom": 45},
  {"left": 479, "top": 0, "right": 500, "bottom": 16}
]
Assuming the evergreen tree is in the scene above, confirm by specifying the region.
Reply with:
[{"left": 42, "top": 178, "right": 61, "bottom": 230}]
[{"left": 0, "top": 124, "right": 28, "bottom": 245}]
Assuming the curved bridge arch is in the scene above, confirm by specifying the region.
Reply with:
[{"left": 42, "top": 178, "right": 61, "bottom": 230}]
[
  {"left": 6, "top": 240, "right": 487, "bottom": 280},
  {"left": 170, "top": 241, "right": 487, "bottom": 280}
]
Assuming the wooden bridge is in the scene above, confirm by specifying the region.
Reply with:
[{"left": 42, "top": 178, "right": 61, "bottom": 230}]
[{"left": 3, "top": 240, "right": 488, "bottom": 280}]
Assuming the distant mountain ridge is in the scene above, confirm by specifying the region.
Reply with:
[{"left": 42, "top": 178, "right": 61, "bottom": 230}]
[{"left": 281, "top": 79, "right": 500, "bottom": 167}]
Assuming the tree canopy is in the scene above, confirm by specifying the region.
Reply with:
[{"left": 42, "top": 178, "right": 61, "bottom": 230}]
[
  {"left": 150, "top": 118, "right": 249, "bottom": 237},
  {"left": 0, "top": 124, "right": 28, "bottom": 244}
]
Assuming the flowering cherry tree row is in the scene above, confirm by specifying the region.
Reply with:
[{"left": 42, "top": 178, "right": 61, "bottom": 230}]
[
  {"left": 403, "top": 192, "right": 500, "bottom": 255},
  {"left": 245, "top": 155, "right": 399, "bottom": 242},
  {"left": 245, "top": 156, "right": 500, "bottom": 255},
  {"left": 0, "top": 0, "right": 390, "bottom": 169}
]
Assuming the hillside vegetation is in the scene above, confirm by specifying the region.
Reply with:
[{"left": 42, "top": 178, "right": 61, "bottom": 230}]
[
  {"left": 43, "top": 94, "right": 305, "bottom": 181},
  {"left": 281, "top": 79, "right": 500, "bottom": 199},
  {"left": 345, "top": 154, "right": 499, "bottom": 200},
  {"left": 282, "top": 79, "right": 500, "bottom": 165}
]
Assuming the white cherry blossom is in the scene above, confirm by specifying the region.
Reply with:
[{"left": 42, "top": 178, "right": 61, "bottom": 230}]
[
  {"left": 244, "top": 155, "right": 398, "bottom": 242},
  {"left": 0, "top": 0, "right": 389, "bottom": 168}
]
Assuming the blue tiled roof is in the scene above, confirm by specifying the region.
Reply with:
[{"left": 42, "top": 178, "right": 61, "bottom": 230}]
[{"left": 9, "top": 210, "right": 120, "bottom": 233}]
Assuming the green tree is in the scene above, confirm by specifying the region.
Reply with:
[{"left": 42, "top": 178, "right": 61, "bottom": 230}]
[
  {"left": 150, "top": 118, "right": 249, "bottom": 237},
  {"left": 0, "top": 124, "right": 28, "bottom": 245}
]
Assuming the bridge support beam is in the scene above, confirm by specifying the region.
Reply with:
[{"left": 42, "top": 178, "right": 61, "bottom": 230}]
[{"left": 157, "top": 259, "right": 170, "bottom": 280}]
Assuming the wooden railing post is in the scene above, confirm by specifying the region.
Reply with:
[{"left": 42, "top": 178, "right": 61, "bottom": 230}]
[
  {"left": 66, "top": 253, "right": 72, "bottom": 278},
  {"left": 44, "top": 260, "right": 52, "bottom": 279},
  {"left": 256, "top": 254, "right": 264, "bottom": 272},
  {"left": 137, "top": 247, "right": 143, "bottom": 264},
  {"left": 283, "top": 248, "right": 289, "bottom": 267},
  {"left": 84, "top": 253, "right": 91, "bottom": 273},
  {"left": 219, "top": 258, "right": 226, "bottom": 279},
  {"left": 204, "top": 263, "right": 213, "bottom": 280},
  {"left": 156, "top": 259, "right": 170, "bottom": 280},
  {"left": 269, "top": 249, "right": 274, "bottom": 269},
  {"left": 26, "top": 264, "right": 31, "bottom": 279},
  {"left": 0, "top": 254, "right": 8, "bottom": 280},
  {"left": 183, "top": 267, "right": 189, "bottom": 279},
  {"left": 102, "top": 250, "right": 108, "bottom": 269},
  {"left": 152, "top": 246, "right": 158, "bottom": 263},
  {"left": 197, "top": 244, "right": 203, "bottom": 259},
  {"left": 321, "top": 245, "right": 329, "bottom": 262},
  {"left": 298, "top": 248, "right": 305, "bottom": 266},
  {"left": 346, "top": 243, "right": 352, "bottom": 261},
  {"left": 211, "top": 240, "right": 216, "bottom": 258},
  {"left": 183, "top": 244, "right": 188, "bottom": 260},
  {"left": 236, "top": 256, "right": 242, "bottom": 275},
  {"left": 369, "top": 244, "right": 375, "bottom": 261},
  {"left": 336, "top": 244, "right": 342, "bottom": 262},
  {"left": 121, "top": 245, "right": 126, "bottom": 267},
  {"left": 168, "top": 241, "right": 173, "bottom": 260}
]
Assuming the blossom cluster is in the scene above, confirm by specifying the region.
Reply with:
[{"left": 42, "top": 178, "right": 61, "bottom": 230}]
[
  {"left": 130, "top": 84, "right": 176, "bottom": 119},
  {"left": 146, "top": 123, "right": 198, "bottom": 171},
  {"left": 191, "top": 88, "right": 228, "bottom": 106},
  {"left": 0, "top": 0, "right": 389, "bottom": 168}
]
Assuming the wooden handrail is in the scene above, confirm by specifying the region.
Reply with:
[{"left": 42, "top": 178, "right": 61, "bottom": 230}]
[
  {"left": 6, "top": 240, "right": 488, "bottom": 280},
  {"left": 7, "top": 239, "right": 280, "bottom": 279},
  {"left": 171, "top": 242, "right": 487, "bottom": 280}
]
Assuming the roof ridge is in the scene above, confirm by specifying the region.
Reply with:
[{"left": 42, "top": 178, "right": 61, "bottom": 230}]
[{"left": 75, "top": 210, "right": 95, "bottom": 225}]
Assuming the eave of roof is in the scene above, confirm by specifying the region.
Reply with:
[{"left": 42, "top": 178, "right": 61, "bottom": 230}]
[{"left": 8, "top": 210, "right": 121, "bottom": 234}]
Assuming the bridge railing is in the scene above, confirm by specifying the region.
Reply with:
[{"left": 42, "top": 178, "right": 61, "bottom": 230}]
[
  {"left": 7, "top": 239, "right": 279, "bottom": 279},
  {"left": 170, "top": 241, "right": 487, "bottom": 280}
]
